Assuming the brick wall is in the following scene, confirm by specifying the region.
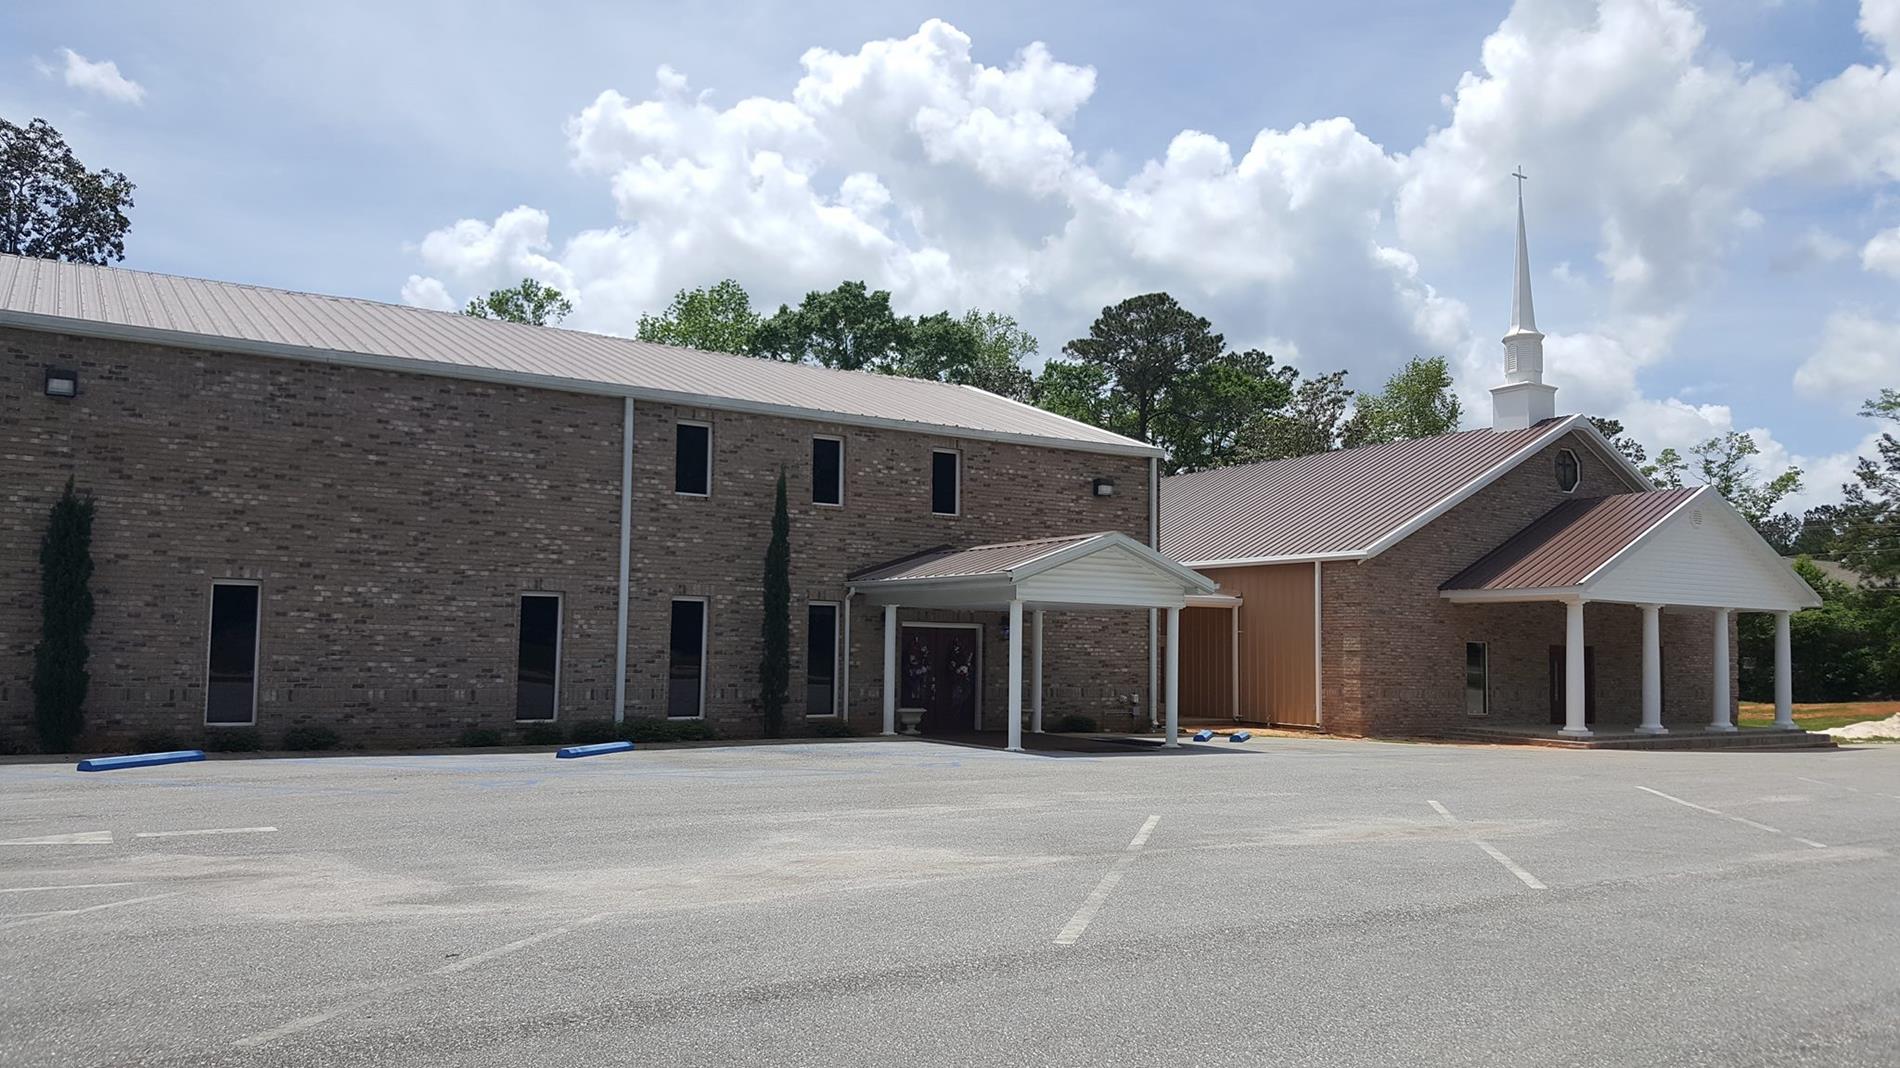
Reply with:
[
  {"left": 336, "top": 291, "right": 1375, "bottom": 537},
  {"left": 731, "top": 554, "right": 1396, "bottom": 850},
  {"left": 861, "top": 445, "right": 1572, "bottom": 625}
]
[
  {"left": 1, "top": 327, "right": 1152, "bottom": 749},
  {"left": 1319, "top": 431, "right": 1737, "bottom": 736}
]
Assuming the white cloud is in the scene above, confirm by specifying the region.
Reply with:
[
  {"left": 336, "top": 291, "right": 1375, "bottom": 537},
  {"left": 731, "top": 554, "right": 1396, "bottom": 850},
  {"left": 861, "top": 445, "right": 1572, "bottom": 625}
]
[
  {"left": 1794, "top": 311, "right": 1900, "bottom": 409},
  {"left": 53, "top": 48, "right": 145, "bottom": 105},
  {"left": 1863, "top": 225, "right": 1900, "bottom": 277}
]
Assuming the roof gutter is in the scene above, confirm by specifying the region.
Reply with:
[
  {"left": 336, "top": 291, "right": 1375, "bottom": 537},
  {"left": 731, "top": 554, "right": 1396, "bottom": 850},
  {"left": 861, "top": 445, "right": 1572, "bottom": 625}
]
[{"left": 0, "top": 310, "right": 1164, "bottom": 460}]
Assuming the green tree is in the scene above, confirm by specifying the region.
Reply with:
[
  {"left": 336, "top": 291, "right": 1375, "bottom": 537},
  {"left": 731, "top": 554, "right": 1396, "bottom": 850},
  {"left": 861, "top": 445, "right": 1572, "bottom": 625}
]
[
  {"left": 32, "top": 479, "right": 95, "bottom": 752},
  {"left": 1588, "top": 416, "right": 1648, "bottom": 467},
  {"left": 894, "top": 310, "right": 1036, "bottom": 400},
  {"left": 1, "top": 117, "right": 135, "bottom": 264},
  {"left": 1688, "top": 431, "right": 1802, "bottom": 529},
  {"left": 1030, "top": 359, "right": 1132, "bottom": 434},
  {"left": 1838, "top": 390, "right": 1899, "bottom": 582},
  {"left": 1156, "top": 349, "right": 1296, "bottom": 473},
  {"left": 637, "top": 279, "right": 761, "bottom": 354},
  {"left": 1060, "top": 293, "right": 1225, "bottom": 444},
  {"left": 1341, "top": 356, "right": 1462, "bottom": 449},
  {"left": 758, "top": 471, "right": 790, "bottom": 739},
  {"left": 1247, "top": 370, "right": 1354, "bottom": 462},
  {"left": 1644, "top": 447, "right": 1688, "bottom": 488},
  {"left": 463, "top": 278, "right": 574, "bottom": 326},
  {"left": 753, "top": 281, "right": 908, "bottom": 370}
]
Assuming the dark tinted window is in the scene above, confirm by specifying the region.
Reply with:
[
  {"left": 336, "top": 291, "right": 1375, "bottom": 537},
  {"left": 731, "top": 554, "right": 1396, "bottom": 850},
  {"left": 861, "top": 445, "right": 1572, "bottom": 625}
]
[
  {"left": 1465, "top": 642, "right": 1488, "bottom": 716},
  {"left": 516, "top": 595, "right": 560, "bottom": 721},
  {"left": 931, "top": 450, "right": 959, "bottom": 515},
  {"left": 676, "top": 423, "right": 711, "bottom": 495},
  {"left": 668, "top": 599, "right": 706, "bottom": 718},
  {"left": 206, "top": 584, "right": 260, "bottom": 725},
  {"left": 806, "top": 604, "right": 838, "bottom": 716},
  {"left": 1555, "top": 449, "right": 1580, "bottom": 492},
  {"left": 812, "top": 438, "right": 843, "bottom": 506}
]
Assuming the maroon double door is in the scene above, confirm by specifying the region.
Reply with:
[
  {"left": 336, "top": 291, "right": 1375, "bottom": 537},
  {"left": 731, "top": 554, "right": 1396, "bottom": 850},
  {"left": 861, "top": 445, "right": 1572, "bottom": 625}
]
[{"left": 900, "top": 626, "right": 980, "bottom": 734}]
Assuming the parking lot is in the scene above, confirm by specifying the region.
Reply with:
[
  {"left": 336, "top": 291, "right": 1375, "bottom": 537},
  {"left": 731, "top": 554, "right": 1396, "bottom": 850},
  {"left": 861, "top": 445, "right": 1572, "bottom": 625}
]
[{"left": 3, "top": 737, "right": 1897, "bottom": 1067}]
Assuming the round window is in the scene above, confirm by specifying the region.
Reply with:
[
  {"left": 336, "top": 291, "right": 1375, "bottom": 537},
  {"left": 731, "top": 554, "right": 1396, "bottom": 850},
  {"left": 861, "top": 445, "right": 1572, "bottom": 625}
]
[{"left": 1555, "top": 449, "right": 1580, "bottom": 492}]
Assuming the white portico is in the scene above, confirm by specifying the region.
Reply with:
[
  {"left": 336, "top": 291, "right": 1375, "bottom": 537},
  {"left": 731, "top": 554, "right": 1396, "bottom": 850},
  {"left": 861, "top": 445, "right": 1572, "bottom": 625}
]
[
  {"left": 1442, "top": 485, "right": 1822, "bottom": 738},
  {"left": 849, "top": 532, "right": 1219, "bottom": 751}
]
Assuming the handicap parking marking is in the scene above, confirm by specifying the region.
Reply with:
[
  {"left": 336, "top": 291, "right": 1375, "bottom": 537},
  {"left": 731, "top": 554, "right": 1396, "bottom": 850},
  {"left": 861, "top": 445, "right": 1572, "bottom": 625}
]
[
  {"left": 1426, "top": 800, "right": 1547, "bottom": 890},
  {"left": 1636, "top": 786, "right": 1827, "bottom": 849}
]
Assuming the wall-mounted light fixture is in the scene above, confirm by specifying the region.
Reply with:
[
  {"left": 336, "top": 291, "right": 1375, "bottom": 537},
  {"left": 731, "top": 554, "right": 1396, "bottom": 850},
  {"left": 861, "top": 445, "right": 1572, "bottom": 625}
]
[
  {"left": 44, "top": 368, "right": 78, "bottom": 398},
  {"left": 1092, "top": 477, "right": 1117, "bottom": 497}
]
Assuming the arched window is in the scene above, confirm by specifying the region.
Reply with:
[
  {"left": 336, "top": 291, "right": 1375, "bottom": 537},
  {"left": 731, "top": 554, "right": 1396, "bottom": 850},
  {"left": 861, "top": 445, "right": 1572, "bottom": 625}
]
[{"left": 1555, "top": 448, "right": 1580, "bottom": 493}]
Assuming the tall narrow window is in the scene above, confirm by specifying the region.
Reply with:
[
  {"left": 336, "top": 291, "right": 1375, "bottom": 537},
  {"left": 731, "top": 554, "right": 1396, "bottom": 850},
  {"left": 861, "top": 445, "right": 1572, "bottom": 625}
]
[
  {"left": 676, "top": 422, "right": 711, "bottom": 496},
  {"left": 206, "top": 582, "right": 260, "bottom": 725},
  {"left": 930, "top": 449, "right": 959, "bottom": 516},
  {"left": 806, "top": 602, "right": 839, "bottom": 716},
  {"left": 1464, "top": 642, "right": 1489, "bottom": 716},
  {"left": 668, "top": 598, "right": 707, "bottom": 718},
  {"left": 812, "top": 436, "right": 844, "bottom": 506},
  {"left": 516, "top": 593, "right": 561, "bottom": 721}
]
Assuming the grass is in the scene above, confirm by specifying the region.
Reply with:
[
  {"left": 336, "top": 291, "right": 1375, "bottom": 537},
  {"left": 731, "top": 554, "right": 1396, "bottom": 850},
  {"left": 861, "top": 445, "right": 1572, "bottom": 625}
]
[{"left": 1737, "top": 700, "right": 1899, "bottom": 732}]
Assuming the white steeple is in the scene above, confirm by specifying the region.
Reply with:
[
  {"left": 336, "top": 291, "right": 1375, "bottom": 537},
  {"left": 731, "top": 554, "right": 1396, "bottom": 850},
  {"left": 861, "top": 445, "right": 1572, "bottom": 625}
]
[{"left": 1492, "top": 168, "right": 1558, "bottom": 431}]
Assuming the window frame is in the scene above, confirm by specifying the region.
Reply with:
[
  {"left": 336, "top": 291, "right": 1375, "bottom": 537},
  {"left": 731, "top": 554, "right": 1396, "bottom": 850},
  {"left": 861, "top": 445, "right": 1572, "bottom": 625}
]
[
  {"left": 805, "top": 600, "right": 841, "bottom": 717},
  {"left": 1554, "top": 447, "right": 1581, "bottom": 494},
  {"left": 675, "top": 420, "right": 713, "bottom": 498},
  {"left": 811, "top": 434, "right": 845, "bottom": 508},
  {"left": 204, "top": 580, "right": 263, "bottom": 728},
  {"left": 930, "top": 448, "right": 961, "bottom": 517},
  {"left": 515, "top": 591, "right": 563, "bottom": 723},
  {"left": 667, "top": 596, "right": 710, "bottom": 720},
  {"left": 1464, "top": 641, "right": 1489, "bottom": 717}
]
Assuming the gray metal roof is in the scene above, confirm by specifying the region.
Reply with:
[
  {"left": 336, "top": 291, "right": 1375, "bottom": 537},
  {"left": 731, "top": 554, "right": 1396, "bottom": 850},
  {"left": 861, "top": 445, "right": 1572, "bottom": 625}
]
[
  {"left": 1159, "top": 418, "right": 1590, "bottom": 564},
  {"left": 1440, "top": 487, "right": 1701, "bottom": 591},
  {"left": 849, "top": 533, "right": 1108, "bottom": 583},
  {"left": 0, "top": 254, "right": 1157, "bottom": 457}
]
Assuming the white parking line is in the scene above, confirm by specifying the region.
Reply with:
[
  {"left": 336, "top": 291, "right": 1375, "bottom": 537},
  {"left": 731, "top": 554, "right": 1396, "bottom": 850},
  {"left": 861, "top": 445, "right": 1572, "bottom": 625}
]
[
  {"left": 1055, "top": 815, "right": 1161, "bottom": 946},
  {"left": 233, "top": 911, "right": 615, "bottom": 1048},
  {"left": 0, "top": 892, "right": 179, "bottom": 930},
  {"left": 0, "top": 882, "right": 141, "bottom": 894},
  {"left": 0, "top": 830, "right": 113, "bottom": 846},
  {"left": 1427, "top": 801, "right": 1546, "bottom": 890},
  {"left": 134, "top": 826, "right": 278, "bottom": 838},
  {"left": 1636, "top": 786, "right": 1827, "bottom": 849}
]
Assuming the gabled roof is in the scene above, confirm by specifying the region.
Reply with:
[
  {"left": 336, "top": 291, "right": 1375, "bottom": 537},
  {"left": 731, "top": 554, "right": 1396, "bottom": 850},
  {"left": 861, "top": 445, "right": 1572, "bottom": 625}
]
[
  {"left": 849, "top": 531, "right": 1216, "bottom": 593},
  {"left": 1441, "top": 487, "right": 1701, "bottom": 592},
  {"left": 1158, "top": 415, "right": 1646, "bottom": 566},
  {"left": 0, "top": 254, "right": 1157, "bottom": 458}
]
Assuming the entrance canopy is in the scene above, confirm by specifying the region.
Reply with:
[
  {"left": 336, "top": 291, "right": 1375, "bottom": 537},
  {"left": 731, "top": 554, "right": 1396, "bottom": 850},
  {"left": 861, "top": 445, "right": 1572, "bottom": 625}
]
[
  {"left": 849, "top": 531, "right": 1217, "bottom": 610},
  {"left": 849, "top": 532, "right": 1219, "bottom": 753}
]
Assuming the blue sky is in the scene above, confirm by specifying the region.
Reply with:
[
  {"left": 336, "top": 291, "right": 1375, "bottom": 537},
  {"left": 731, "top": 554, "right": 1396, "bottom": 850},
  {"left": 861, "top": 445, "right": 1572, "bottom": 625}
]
[{"left": 6, "top": 1, "right": 1900, "bottom": 510}]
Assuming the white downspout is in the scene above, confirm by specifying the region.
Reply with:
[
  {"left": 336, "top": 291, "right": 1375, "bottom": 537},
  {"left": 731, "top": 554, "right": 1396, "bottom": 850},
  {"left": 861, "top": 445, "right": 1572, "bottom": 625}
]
[
  {"left": 1148, "top": 455, "right": 1159, "bottom": 730},
  {"left": 613, "top": 397, "right": 634, "bottom": 723}
]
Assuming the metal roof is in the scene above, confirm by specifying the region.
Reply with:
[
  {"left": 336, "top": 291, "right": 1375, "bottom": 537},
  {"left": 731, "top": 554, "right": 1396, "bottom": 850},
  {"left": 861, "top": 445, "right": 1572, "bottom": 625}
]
[
  {"left": 0, "top": 254, "right": 1157, "bottom": 457},
  {"left": 849, "top": 533, "right": 1109, "bottom": 583},
  {"left": 1440, "top": 487, "right": 1702, "bottom": 592},
  {"left": 1158, "top": 417, "right": 1592, "bottom": 564}
]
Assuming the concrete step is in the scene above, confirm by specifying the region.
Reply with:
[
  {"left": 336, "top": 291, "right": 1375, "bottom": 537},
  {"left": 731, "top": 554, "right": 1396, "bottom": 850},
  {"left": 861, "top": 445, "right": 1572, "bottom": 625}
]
[{"left": 1430, "top": 728, "right": 1838, "bottom": 751}]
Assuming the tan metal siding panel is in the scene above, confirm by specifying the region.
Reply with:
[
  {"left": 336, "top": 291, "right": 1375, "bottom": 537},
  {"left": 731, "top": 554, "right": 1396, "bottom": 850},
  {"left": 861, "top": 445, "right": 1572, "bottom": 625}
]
[
  {"left": 1199, "top": 563, "right": 1316, "bottom": 726},
  {"left": 1178, "top": 605, "right": 1234, "bottom": 719}
]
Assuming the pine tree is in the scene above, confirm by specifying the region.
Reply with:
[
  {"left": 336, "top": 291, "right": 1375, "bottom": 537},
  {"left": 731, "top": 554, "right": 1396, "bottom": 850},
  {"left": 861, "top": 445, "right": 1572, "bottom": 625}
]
[
  {"left": 758, "top": 471, "right": 790, "bottom": 738},
  {"left": 33, "top": 478, "right": 95, "bottom": 752}
]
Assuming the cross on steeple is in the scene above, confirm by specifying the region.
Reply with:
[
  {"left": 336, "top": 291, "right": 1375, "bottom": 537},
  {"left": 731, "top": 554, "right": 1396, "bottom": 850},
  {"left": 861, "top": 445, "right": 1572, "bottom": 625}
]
[{"left": 1511, "top": 167, "right": 1528, "bottom": 196}]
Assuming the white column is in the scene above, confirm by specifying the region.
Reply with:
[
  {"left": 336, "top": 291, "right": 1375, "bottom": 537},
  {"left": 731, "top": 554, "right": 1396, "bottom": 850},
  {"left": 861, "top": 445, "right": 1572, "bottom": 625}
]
[
  {"left": 1637, "top": 604, "right": 1666, "bottom": 734},
  {"left": 1561, "top": 599, "right": 1591, "bottom": 738},
  {"left": 1709, "top": 608, "right": 1735, "bottom": 732},
  {"left": 1164, "top": 606, "right": 1181, "bottom": 747},
  {"left": 881, "top": 604, "right": 898, "bottom": 736},
  {"left": 1147, "top": 608, "right": 1158, "bottom": 729},
  {"left": 1031, "top": 609, "right": 1044, "bottom": 733},
  {"left": 1773, "top": 610, "right": 1795, "bottom": 730},
  {"left": 1007, "top": 599, "right": 1025, "bottom": 752}
]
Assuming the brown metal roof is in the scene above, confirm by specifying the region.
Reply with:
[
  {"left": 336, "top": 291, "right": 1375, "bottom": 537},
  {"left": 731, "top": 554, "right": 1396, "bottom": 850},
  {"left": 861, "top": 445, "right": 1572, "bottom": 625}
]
[
  {"left": 1158, "top": 419, "right": 1578, "bottom": 563},
  {"left": 849, "top": 533, "right": 1110, "bottom": 583},
  {"left": 1440, "top": 487, "right": 1701, "bottom": 591}
]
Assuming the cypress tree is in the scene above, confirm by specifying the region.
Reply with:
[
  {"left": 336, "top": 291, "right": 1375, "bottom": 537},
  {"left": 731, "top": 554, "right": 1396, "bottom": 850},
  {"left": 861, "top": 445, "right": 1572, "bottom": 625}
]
[
  {"left": 759, "top": 470, "right": 790, "bottom": 737},
  {"left": 33, "top": 478, "right": 94, "bottom": 752}
]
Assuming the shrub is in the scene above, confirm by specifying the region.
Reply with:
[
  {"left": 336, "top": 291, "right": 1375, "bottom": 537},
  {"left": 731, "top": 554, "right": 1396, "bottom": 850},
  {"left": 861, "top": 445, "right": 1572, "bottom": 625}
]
[
  {"left": 201, "top": 728, "right": 262, "bottom": 753},
  {"left": 809, "top": 720, "right": 858, "bottom": 738},
  {"left": 565, "top": 719, "right": 620, "bottom": 744},
  {"left": 281, "top": 725, "right": 341, "bottom": 751},
  {"left": 33, "top": 479, "right": 94, "bottom": 752},
  {"left": 458, "top": 726, "right": 504, "bottom": 748},
  {"left": 131, "top": 729, "right": 188, "bottom": 753},
  {"left": 621, "top": 718, "right": 717, "bottom": 743},
  {"left": 518, "top": 722, "right": 564, "bottom": 745},
  {"left": 1051, "top": 713, "right": 1099, "bottom": 733}
]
